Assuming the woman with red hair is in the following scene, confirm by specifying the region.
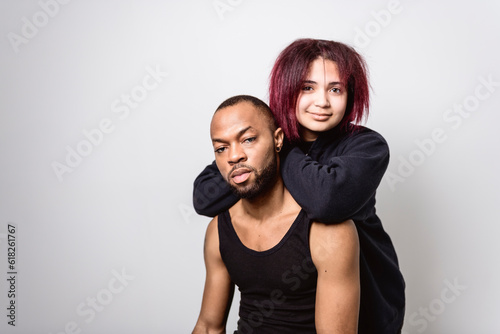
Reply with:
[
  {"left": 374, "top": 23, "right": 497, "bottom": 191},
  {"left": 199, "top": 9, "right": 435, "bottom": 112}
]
[{"left": 193, "top": 38, "right": 405, "bottom": 333}]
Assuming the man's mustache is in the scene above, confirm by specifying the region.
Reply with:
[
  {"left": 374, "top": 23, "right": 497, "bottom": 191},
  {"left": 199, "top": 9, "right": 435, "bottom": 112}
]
[{"left": 227, "top": 164, "right": 256, "bottom": 180}]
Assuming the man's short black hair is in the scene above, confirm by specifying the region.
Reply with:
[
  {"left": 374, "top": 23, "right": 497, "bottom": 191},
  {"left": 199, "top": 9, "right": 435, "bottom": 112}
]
[{"left": 215, "top": 95, "right": 278, "bottom": 132}]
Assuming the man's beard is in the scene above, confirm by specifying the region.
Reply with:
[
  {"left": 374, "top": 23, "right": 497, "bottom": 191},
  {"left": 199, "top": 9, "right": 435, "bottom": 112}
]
[{"left": 227, "top": 156, "right": 278, "bottom": 200}]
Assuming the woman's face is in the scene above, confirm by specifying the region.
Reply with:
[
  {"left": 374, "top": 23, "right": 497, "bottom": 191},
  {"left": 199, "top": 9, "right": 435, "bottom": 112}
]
[{"left": 295, "top": 58, "right": 348, "bottom": 141}]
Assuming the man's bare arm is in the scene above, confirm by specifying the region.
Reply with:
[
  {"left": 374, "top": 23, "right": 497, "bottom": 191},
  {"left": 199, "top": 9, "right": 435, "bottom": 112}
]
[
  {"left": 310, "top": 219, "right": 360, "bottom": 334},
  {"left": 192, "top": 217, "right": 234, "bottom": 334}
]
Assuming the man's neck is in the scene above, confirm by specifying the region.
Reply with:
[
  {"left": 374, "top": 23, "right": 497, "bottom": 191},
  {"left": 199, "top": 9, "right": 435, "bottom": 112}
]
[{"left": 238, "top": 176, "right": 290, "bottom": 221}]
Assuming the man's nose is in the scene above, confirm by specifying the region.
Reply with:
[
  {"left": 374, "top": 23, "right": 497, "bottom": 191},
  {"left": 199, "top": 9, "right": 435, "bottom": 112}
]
[{"left": 228, "top": 145, "right": 246, "bottom": 164}]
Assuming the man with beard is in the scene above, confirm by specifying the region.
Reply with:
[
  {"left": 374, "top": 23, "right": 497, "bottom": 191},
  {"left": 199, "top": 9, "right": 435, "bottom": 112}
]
[{"left": 192, "top": 95, "right": 360, "bottom": 334}]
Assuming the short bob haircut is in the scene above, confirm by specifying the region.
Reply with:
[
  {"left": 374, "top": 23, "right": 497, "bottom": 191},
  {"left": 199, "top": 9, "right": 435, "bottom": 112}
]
[{"left": 269, "top": 38, "right": 370, "bottom": 142}]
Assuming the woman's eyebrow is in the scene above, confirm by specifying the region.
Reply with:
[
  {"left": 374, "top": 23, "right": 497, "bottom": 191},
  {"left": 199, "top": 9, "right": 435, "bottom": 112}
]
[{"left": 303, "top": 80, "right": 343, "bottom": 85}]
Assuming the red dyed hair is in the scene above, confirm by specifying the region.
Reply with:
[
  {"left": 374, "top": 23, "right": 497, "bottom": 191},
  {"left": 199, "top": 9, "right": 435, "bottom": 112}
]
[{"left": 269, "top": 38, "right": 370, "bottom": 142}]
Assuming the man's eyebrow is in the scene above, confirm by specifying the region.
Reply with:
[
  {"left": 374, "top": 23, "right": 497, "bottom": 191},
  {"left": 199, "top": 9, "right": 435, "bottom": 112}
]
[{"left": 212, "top": 126, "right": 254, "bottom": 143}]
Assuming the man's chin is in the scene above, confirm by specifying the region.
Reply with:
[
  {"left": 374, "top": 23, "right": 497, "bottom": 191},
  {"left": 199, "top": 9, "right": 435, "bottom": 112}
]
[
  {"left": 229, "top": 184, "right": 259, "bottom": 199},
  {"left": 227, "top": 159, "right": 278, "bottom": 200}
]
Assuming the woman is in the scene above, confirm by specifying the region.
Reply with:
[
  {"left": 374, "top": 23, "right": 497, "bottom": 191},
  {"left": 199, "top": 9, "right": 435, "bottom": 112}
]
[{"left": 193, "top": 38, "right": 405, "bottom": 333}]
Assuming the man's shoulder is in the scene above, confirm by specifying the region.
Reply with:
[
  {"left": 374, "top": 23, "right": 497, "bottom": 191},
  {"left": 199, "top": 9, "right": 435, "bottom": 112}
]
[{"left": 206, "top": 215, "right": 219, "bottom": 238}]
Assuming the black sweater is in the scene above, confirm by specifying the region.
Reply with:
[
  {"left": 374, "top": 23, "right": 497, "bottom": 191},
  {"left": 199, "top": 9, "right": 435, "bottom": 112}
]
[{"left": 193, "top": 125, "right": 405, "bottom": 333}]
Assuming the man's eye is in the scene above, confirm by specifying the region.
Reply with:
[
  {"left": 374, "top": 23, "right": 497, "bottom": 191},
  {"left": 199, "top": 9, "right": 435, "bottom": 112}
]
[
  {"left": 214, "top": 147, "right": 226, "bottom": 153},
  {"left": 243, "top": 137, "right": 256, "bottom": 144}
]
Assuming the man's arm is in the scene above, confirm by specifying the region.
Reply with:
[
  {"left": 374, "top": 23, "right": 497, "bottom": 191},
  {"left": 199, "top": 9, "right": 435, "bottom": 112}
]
[
  {"left": 310, "top": 219, "right": 360, "bottom": 334},
  {"left": 192, "top": 217, "right": 234, "bottom": 334}
]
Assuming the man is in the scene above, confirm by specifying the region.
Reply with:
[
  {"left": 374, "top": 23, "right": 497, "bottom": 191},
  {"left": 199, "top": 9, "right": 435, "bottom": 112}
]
[{"left": 192, "top": 95, "right": 360, "bottom": 333}]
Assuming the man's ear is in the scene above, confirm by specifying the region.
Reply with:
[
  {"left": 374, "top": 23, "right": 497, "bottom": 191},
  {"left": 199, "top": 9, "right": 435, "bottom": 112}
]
[{"left": 274, "top": 127, "right": 284, "bottom": 151}]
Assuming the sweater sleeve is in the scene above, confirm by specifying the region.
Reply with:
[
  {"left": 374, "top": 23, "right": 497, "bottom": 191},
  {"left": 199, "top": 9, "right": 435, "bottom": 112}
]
[
  {"left": 282, "top": 131, "right": 389, "bottom": 223},
  {"left": 193, "top": 160, "right": 239, "bottom": 217}
]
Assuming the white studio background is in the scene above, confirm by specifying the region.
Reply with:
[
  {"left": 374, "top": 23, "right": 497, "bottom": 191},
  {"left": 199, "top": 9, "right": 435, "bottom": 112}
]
[{"left": 0, "top": 1, "right": 499, "bottom": 333}]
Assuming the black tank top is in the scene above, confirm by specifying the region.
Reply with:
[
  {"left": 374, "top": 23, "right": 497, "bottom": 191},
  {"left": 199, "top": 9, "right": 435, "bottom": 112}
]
[{"left": 218, "top": 209, "right": 318, "bottom": 334}]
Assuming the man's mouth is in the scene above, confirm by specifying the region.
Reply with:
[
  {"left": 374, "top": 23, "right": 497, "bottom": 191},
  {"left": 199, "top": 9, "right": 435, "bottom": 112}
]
[{"left": 230, "top": 168, "right": 252, "bottom": 184}]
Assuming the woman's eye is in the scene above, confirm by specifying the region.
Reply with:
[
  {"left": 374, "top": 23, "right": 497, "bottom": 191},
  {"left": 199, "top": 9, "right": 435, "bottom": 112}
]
[
  {"left": 302, "top": 86, "right": 313, "bottom": 91},
  {"left": 330, "top": 87, "right": 341, "bottom": 93}
]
